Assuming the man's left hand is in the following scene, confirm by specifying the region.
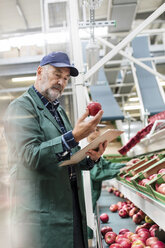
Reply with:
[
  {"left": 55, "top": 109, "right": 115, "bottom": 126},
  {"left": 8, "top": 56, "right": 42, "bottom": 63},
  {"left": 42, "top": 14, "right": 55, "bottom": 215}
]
[{"left": 86, "top": 141, "right": 107, "bottom": 161}]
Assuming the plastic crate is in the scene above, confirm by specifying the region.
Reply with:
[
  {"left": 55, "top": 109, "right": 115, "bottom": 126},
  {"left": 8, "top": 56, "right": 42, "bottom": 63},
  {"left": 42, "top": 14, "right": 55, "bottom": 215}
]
[
  {"left": 131, "top": 158, "right": 165, "bottom": 197},
  {"left": 123, "top": 157, "right": 160, "bottom": 189},
  {"left": 147, "top": 172, "right": 165, "bottom": 204}
]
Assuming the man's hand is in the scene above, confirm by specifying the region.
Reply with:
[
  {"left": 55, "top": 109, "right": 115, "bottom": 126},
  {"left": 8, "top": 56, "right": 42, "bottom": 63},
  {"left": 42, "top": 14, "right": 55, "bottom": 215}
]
[
  {"left": 85, "top": 141, "right": 107, "bottom": 161},
  {"left": 72, "top": 108, "right": 103, "bottom": 142},
  {"left": 126, "top": 158, "right": 140, "bottom": 167}
]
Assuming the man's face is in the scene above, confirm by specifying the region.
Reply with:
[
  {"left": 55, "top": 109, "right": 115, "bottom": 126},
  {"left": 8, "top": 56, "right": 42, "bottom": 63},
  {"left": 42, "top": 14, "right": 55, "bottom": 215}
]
[{"left": 39, "top": 65, "right": 70, "bottom": 101}]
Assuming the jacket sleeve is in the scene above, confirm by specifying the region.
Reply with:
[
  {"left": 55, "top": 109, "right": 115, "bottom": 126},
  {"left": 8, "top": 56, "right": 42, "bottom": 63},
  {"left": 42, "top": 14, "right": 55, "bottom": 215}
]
[
  {"left": 90, "top": 157, "right": 126, "bottom": 182},
  {"left": 4, "top": 101, "right": 68, "bottom": 171}
]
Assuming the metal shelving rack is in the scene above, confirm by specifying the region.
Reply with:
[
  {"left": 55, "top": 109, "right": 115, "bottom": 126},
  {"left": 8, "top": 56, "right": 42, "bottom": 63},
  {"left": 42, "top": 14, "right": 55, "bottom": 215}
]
[{"left": 110, "top": 178, "right": 165, "bottom": 231}]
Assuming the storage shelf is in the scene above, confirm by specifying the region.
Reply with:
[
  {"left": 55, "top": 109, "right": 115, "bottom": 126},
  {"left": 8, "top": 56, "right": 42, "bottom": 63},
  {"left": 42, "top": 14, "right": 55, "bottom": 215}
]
[{"left": 110, "top": 178, "right": 165, "bottom": 231}]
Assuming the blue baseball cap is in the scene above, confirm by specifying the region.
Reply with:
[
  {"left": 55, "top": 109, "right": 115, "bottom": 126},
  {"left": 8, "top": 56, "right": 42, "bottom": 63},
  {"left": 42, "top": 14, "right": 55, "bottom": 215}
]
[{"left": 40, "top": 51, "right": 79, "bottom": 77}]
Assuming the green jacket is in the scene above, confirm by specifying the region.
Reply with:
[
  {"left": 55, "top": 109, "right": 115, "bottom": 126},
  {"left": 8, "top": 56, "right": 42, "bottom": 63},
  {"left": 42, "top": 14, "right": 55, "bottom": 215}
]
[
  {"left": 90, "top": 157, "right": 125, "bottom": 212},
  {"left": 4, "top": 86, "right": 90, "bottom": 248}
]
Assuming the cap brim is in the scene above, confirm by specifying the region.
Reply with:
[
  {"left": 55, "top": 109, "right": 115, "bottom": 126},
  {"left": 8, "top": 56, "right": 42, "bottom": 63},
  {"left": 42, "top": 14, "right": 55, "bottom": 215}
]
[{"left": 49, "top": 62, "right": 79, "bottom": 77}]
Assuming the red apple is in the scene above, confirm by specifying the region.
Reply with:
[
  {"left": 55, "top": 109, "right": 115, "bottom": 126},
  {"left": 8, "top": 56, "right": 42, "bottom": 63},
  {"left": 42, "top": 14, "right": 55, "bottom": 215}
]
[
  {"left": 116, "top": 234, "right": 125, "bottom": 242},
  {"left": 157, "top": 184, "right": 165, "bottom": 195},
  {"left": 115, "top": 191, "right": 120, "bottom": 197},
  {"left": 140, "top": 179, "right": 150, "bottom": 186},
  {"left": 101, "top": 226, "right": 113, "bottom": 236},
  {"left": 109, "top": 244, "right": 122, "bottom": 248},
  {"left": 129, "top": 207, "right": 139, "bottom": 217},
  {"left": 109, "top": 204, "right": 118, "bottom": 212},
  {"left": 135, "top": 226, "right": 143, "bottom": 234},
  {"left": 108, "top": 187, "right": 113, "bottom": 193},
  {"left": 87, "top": 102, "right": 102, "bottom": 116},
  {"left": 117, "top": 202, "right": 123, "bottom": 210},
  {"left": 158, "top": 169, "right": 165, "bottom": 174},
  {"left": 150, "top": 241, "right": 165, "bottom": 248},
  {"left": 150, "top": 228, "right": 159, "bottom": 237},
  {"left": 100, "top": 213, "right": 109, "bottom": 223},
  {"left": 117, "top": 238, "right": 131, "bottom": 248},
  {"left": 119, "top": 193, "right": 124, "bottom": 198},
  {"left": 132, "top": 213, "right": 143, "bottom": 224},
  {"left": 149, "top": 224, "right": 159, "bottom": 232},
  {"left": 146, "top": 237, "right": 159, "bottom": 246},
  {"left": 118, "top": 209, "right": 128, "bottom": 218},
  {"left": 148, "top": 174, "right": 158, "bottom": 180},
  {"left": 131, "top": 240, "right": 145, "bottom": 248},
  {"left": 138, "top": 230, "right": 150, "bottom": 241},
  {"left": 104, "top": 231, "right": 117, "bottom": 245},
  {"left": 141, "top": 223, "right": 152, "bottom": 229},
  {"left": 119, "top": 229, "right": 130, "bottom": 235},
  {"left": 138, "top": 210, "right": 145, "bottom": 219},
  {"left": 124, "top": 232, "right": 134, "bottom": 241},
  {"left": 131, "top": 234, "right": 141, "bottom": 242},
  {"left": 137, "top": 228, "right": 150, "bottom": 234},
  {"left": 122, "top": 205, "right": 132, "bottom": 213}
]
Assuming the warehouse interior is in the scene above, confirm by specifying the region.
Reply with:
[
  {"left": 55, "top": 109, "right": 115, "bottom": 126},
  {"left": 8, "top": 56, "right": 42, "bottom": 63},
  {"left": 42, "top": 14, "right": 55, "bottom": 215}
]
[{"left": 0, "top": 0, "right": 165, "bottom": 247}]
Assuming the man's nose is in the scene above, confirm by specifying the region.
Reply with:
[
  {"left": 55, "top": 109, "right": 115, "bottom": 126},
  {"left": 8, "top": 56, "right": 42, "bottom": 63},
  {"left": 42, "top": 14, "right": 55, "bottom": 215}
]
[{"left": 58, "top": 78, "right": 65, "bottom": 85}]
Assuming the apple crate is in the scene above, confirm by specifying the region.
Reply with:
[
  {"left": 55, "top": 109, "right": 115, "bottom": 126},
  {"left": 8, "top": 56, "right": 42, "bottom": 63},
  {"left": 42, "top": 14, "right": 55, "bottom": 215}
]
[
  {"left": 147, "top": 172, "right": 165, "bottom": 204},
  {"left": 122, "top": 157, "right": 159, "bottom": 189},
  {"left": 131, "top": 158, "right": 165, "bottom": 197},
  {"left": 117, "top": 157, "right": 148, "bottom": 182}
]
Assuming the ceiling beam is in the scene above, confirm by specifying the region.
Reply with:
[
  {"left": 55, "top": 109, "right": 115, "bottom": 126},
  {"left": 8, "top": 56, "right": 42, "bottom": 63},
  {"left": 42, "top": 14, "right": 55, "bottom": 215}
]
[{"left": 84, "top": 3, "right": 165, "bottom": 81}]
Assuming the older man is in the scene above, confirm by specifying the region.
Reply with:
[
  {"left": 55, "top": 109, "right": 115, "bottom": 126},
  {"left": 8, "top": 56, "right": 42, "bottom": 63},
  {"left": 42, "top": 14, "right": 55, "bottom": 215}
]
[{"left": 4, "top": 52, "right": 107, "bottom": 248}]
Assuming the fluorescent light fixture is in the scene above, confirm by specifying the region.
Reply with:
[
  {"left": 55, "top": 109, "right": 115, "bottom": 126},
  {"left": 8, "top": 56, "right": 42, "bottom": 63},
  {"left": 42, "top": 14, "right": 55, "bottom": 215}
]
[
  {"left": 0, "top": 95, "right": 15, "bottom": 100},
  {"left": 160, "top": 81, "right": 165, "bottom": 86},
  {"left": 12, "top": 76, "right": 36, "bottom": 82},
  {"left": 123, "top": 105, "right": 141, "bottom": 110},
  {"left": 128, "top": 97, "right": 139, "bottom": 102},
  {"left": 0, "top": 39, "right": 11, "bottom": 52}
]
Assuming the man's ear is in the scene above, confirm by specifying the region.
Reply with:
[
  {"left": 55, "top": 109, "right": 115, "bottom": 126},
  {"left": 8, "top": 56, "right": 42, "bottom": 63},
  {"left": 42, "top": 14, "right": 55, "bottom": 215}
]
[{"left": 37, "top": 66, "right": 42, "bottom": 76}]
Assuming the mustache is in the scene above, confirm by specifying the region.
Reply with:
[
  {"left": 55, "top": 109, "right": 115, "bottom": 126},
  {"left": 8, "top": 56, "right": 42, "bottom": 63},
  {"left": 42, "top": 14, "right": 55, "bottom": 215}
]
[{"left": 52, "top": 85, "right": 62, "bottom": 91}]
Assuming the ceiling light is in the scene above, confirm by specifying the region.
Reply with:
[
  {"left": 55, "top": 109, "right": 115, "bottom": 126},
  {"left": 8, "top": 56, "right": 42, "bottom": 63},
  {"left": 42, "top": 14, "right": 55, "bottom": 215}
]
[
  {"left": 0, "top": 95, "right": 15, "bottom": 100},
  {"left": 123, "top": 105, "right": 141, "bottom": 110},
  {"left": 128, "top": 97, "right": 139, "bottom": 102},
  {"left": 12, "top": 76, "right": 36, "bottom": 82},
  {"left": 160, "top": 81, "right": 165, "bottom": 86}
]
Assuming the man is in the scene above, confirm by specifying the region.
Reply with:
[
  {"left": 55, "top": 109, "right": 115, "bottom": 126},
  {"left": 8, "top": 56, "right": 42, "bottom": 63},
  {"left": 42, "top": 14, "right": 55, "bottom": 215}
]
[
  {"left": 4, "top": 52, "right": 107, "bottom": 248},
  {"left": 87, "top": 126, "right": 140, "bottom": 212}
]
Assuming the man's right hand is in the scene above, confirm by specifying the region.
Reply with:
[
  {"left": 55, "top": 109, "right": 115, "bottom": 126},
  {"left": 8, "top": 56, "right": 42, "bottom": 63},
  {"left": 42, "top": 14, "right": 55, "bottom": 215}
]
[{"left": 72, "top": 108, "right": 103, "bottom": 142}]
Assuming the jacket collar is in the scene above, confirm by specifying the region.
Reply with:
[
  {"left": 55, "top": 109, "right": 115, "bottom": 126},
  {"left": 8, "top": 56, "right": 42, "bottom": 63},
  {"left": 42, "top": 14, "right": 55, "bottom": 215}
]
[{"left": 27, "top": 86, "right": 63, "bottom": 134}]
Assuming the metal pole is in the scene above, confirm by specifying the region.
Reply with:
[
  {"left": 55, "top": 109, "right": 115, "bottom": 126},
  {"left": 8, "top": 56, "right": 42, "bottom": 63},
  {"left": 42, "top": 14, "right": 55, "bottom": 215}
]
[
  {"left": 84, "top": 3, "right": 165, "bottom": 81},
  {"left": 96, "top": 36, "right": 165, "bottom": 81},
  {"left": 68, "top": 0, "right": 95, "bottom": 231}
]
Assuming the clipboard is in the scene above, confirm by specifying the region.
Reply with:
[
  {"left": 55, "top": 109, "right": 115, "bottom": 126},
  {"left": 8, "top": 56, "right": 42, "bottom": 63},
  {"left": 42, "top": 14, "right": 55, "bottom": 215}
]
[{"left": 59, "top": 129, "right": 123, "bottom": 166}]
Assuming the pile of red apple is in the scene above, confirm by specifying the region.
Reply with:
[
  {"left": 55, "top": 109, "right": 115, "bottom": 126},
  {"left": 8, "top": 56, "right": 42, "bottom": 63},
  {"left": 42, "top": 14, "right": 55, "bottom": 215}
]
[
  {"left": 138, "top": 169, "right": 165, "bottom": 194},
  {"left": 109, "top": 199, "right": 146, "bottom": 224},
  {"left": 108, "top": 186, "right": 124, "bottom": 198},
  {"left": 101, "top": 224, "right": 165, "bottom": 248}
]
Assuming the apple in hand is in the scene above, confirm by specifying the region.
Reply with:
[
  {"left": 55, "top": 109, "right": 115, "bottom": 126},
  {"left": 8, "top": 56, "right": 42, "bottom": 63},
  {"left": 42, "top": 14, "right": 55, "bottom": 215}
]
[
  {"left": 101, "top": 226, "right": 113, "bottom": 236},
  {"left": 87, "top": 102, "right": 102, "bottom": 116},
  {"left": 104, "top": 231, "right": 117, "bottom": 245},
  {"left": 100, "top": 213, "right": 109, "bottom": 223}
]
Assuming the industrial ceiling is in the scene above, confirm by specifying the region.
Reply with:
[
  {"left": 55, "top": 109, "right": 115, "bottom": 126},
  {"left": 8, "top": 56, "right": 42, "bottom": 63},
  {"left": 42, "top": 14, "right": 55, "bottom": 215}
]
[{"left": 0, "top": 0, "right": 164, "bottom": 122}]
